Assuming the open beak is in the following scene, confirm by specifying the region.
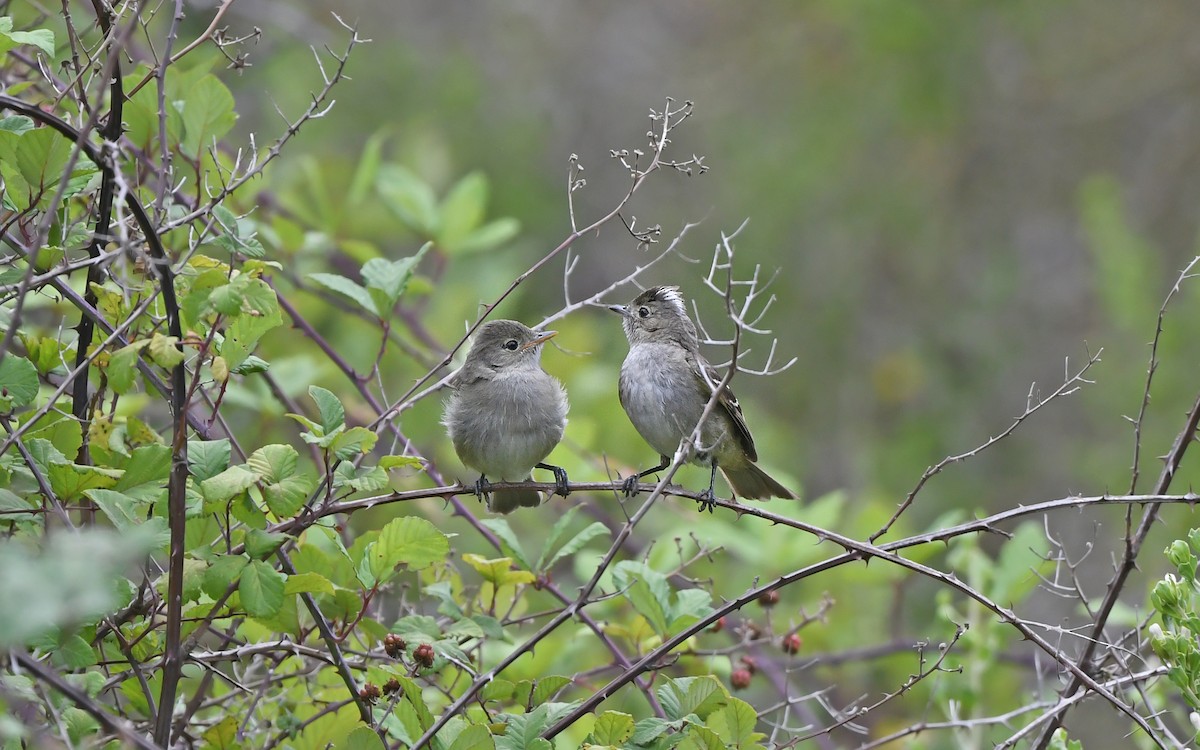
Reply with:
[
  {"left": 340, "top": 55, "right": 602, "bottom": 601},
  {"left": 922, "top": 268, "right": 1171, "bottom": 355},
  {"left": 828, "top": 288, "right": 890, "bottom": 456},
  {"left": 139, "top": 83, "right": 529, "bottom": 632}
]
[
  {"left": 522, "top": 330, "right": 557, "bottom": 350},
  {"left": 607, "top": 304, "right": 629, "bottom": 316}
]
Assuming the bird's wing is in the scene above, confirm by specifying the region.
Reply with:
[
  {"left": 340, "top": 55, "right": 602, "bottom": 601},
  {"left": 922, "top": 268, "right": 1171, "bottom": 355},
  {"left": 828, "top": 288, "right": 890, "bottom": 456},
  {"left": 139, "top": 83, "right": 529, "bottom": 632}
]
[{"left": 691, "top": 355, "right": 758, "bottom": 462}]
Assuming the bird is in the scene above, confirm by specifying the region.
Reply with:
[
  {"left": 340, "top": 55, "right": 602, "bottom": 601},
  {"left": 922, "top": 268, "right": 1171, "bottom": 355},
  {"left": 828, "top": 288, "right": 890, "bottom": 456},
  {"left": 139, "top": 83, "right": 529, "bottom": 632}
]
[
  {"left": 609, "top": 286, "right": 797, "bottom": 511},
  {"left": 442, "top": 319, "right": 570, "bottom": 513}
]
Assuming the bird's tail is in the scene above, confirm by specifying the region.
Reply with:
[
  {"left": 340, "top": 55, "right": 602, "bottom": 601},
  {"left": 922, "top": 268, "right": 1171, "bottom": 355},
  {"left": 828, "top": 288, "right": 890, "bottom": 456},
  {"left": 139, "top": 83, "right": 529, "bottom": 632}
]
[
  {"left": 486, "top": 485, "right": 544, "bottom": 514},
  {"left": 721, "top": 463, "right": 797, "bottom": 500}
]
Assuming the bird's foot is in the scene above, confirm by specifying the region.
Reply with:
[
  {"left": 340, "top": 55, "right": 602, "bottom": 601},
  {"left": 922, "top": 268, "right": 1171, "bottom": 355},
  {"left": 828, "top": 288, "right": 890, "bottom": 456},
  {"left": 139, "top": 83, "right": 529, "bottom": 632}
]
[
  {"left": 473, "top": 476, "right": 491, "bottom": 500},
  {"left": 696, "top": 489, "right": 717, "bottom": 514},
  {"left": 621, "top": 474, "right": 642, "bottom": 497},
  {"left": 539, "top": 463, "right": 571, "bottom": 497}
]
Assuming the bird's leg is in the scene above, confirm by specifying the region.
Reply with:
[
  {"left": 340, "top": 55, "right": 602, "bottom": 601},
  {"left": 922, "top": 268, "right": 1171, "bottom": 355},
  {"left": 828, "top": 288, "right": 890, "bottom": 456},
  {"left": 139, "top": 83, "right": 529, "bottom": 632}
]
[
  {"left": 697, "top": 461, "right": 719, "bottom": 513},
  {"left": 536, "top": 463, "right": 571, "bottom": 497},
  {"left": 473, "top": 475, "right": 491, "bottom": 501},
  {"left": 622, "top": 455, "right": 671, "bottom": 497}
]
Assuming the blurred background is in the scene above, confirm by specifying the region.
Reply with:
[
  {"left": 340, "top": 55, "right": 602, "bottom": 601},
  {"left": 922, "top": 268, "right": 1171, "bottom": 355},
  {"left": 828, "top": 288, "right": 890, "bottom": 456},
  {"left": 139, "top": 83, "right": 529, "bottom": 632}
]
[{"left": 204, "top": 1, "right": 1200, "bottom": 745}]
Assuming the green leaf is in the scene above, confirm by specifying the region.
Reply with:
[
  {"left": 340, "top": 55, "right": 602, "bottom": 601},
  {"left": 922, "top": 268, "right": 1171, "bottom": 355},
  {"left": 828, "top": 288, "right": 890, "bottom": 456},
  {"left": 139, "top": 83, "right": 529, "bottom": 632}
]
[
  {"left": 707, "top": 698, "right": 761, "bottom": 746},
  {"left": 535, "top": 505, "right": 609, "bottom": 571},
  {"left": 106, "top": 341, "right": 147, "bottom": 395},
  {"left": 62, "top": 707, "right": 100, "bottom": 745},
  {"left": 362, "top": 242, "right": 430, "bottom": 314},
  {"left": 438, "top": 172, "right": 488, "bottom": 245},
  {"left": 612, "top": 562, "right": 671, "bottom": 636},
  {"left": 0, "top": 355, "right": 38, "bottom": 409},
  {"left": 148, "top": 332, "right": 184, "bottom": 368},
  {"left": 188, "top": 439, "right": 231, "bottom": 481},
  {"left": 283, "top": 571, "right": 335, "bottom": 596},
  {"left": 462, "top": 555, "right": 535, "bottom": 588},
  {"left": 239, "top": 560, "right": 285, "bottom": 618},
  {"left": 221, "top": 281, "right": 283, "bottom": 369},
  {"left": 377, "top": 165, "right": 438, "bottom": 236},
  {"left": 328, "top": 426, "right": 378, "bottom": 460},
  {"left": 341, "top": 724, "right": 384, "bottom": 750},
  {"left": 450, "top": 218, "right": 520, "bottom": 256},
  {"left": 200, "top": 465, "right": 257, "bottom": 503},
  {"left": 380, "top": 454, "right": 423, "bottom": 471},
  {"left": 679, "top": 724, "right": 724, "bottom": 750},
  {"left": 630, "top": 718, "right": 673, "bottom": 745},
  {"left": 529, "top": 675, "right": 571, "bottom": 706},
  {"left": 590, "top": 711, "right": 635, "bottom": 745},
  {"left": 481, "top": 679, "right": 515, "bottom": 702},
  {"left": 180, "top": 74, "right": 237, "bottom": 158},
  {"left": 114, "top": 444, "right": 171, "bottom": 500},
  {"left": 366, "top": 517, "right": 449, "bottom": 582},
  {"left": 446, "top": 723, "right": 495, "bottom": 750},
  {"left": 308, "top": 386, "right": 346, "bottom": 433},
  {"left": 203, "top": 554, "right": 248, "bottom": 600},
  {"left": 348, "top": 131, "right": 388, "bottom": 206},
  {"left": 657, "top": 676, "right": 727, "bottom": 722},
  {"left": 334, "top": 463, "right": 389, "bottom": 493},
  {"left": 201, "top": 716, "right": 239, "bottom": 750},
  {"left": 309, "top": 273, "right": 379, "bottom": 317},
  {"left": 0, "top": 122, "right": 99, "bottom": 211},
  {"left": 479, "top": 518, "right": 532, "bottom": 571},
  {"left": 248, "top": 444, "right": 313, "bottom": 518},
  {"left": 54, "top": 634, "right": 97, "bottom": 669},
  {"left": 0, "top": 115, "right": 34, "bottom": 134},
  {"left": 0, "top": 20, "right": 55, "bottom": 57},
  {"left": 47, "top": 463, "right": 121, "bottom": 501},
  {"left": 245, "top": 529, "right": 288, "bottom": 559}
]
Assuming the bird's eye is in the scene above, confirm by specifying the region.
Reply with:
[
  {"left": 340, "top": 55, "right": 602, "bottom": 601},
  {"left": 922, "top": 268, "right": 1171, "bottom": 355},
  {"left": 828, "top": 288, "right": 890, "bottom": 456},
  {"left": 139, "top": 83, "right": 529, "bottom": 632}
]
[
  {"left": 503, "top": 339, "right": 519, "bottom": 351},
  {"left": 637, "top": 306, "right": 650, "bottom": 318}
]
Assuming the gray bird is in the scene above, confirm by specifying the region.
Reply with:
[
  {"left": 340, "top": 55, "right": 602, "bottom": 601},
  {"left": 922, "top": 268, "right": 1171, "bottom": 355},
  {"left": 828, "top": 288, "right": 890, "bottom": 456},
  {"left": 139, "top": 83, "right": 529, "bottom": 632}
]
[
  {"left": 442, "top": 319, "right": 570, "bottom": 513},
  {"left": 609, "top": 286, "right": 797, "bottom": 511}
]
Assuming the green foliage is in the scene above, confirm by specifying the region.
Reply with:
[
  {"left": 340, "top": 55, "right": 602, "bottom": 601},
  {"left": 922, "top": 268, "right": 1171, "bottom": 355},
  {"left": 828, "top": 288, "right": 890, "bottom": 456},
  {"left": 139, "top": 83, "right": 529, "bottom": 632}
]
[{"left": 1149, "top": 529, "right": 1200, "bottom": 713}]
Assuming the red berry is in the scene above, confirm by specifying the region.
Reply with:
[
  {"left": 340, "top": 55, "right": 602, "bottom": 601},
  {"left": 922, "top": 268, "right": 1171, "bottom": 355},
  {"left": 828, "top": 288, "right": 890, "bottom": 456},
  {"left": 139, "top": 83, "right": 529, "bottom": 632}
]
[
  {"left": 414, "top": 643, "right": 435, "bottom": 669},
  {"left": 384, "top": 633, "right": 407, "bottom": 658},
  {"left": 359, "top": 682, "right": 381, "bottom": 703},
  {"left": 710, "top": 617, "right": 726, "bottom": 633},
  {"left": 782, "top": 633, "right": 802, "bottom": 654},
  {"left": 739, "top": 655, "right": 758, "bottom": 675},
  {"left": 730, "top": 668, "right": 752, "bottom": 690},
  {"left": 382, "top": 678, "right": 402, "bottom": 695},
  {"left": 758, "top": 590, "right": 780, "bottom": 608}
]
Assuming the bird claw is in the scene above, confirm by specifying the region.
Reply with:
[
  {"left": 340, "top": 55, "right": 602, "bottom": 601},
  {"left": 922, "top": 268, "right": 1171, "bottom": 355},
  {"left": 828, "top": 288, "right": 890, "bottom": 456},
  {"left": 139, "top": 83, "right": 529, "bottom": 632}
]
[
  {"left": 473, "top": 476, "right": 491, "bottom": 500},
  {"left": 696, "top": 490, "right": 717, "bottom": 514},
  {"left": 550, "top": 466, "right": 570, "bottom": 497},
  {"left": 621, "top": 474, "right": 642, "bottom": 497}
]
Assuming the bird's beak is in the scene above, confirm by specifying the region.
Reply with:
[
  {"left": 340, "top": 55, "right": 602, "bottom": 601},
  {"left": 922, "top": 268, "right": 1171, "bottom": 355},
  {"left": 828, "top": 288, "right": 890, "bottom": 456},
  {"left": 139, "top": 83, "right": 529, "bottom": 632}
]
[
  {"left": 522, "top": 330, "right": 557, "bottom": 350},
  {"left": 608, "top": 304, "right": 629, "bottom": 317}
]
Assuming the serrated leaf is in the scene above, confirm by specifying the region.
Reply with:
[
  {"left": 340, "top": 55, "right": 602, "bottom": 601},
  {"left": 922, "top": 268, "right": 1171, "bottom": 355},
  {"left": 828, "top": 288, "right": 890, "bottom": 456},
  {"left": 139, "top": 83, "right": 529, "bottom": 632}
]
[
  {"left": 362, "top": 243, "right": 429, "bottom": 312},
  {"left": 590, "top": 711, "right": 635, "bottom": 745},
  {"left": 239, "top": 560, "right": 285, "bottom": 618},
  {"left": 203, "top": 554, "right": 249, "bottom": 600},
  {"left": 245, "top": 529, "right": 287, "bottom": 559},
  {"left": 657, "top": 676, "right": 727, "bottom": 722},
  {"left": 328, "top": 426, "right": 378, "bottom": 461},
  {"left": 706, "top": 698, "right": 760, "bottom": 746},
  {"left": 0, "top": 355, "right": 38, "bottom": 408},
  {"left": 342, "top": 724, "right": 384, "bottom": 750},
  {"left": 283, "top": 571, "right": 335, "bottom": 596},
  {"left": 62, "top": 707, "right": 99, "bottom": 745},
  {"left": 201, "top": 716, "right": 239, "bottom": 750},
  {"left": 529, "top": 675, "right": 571, "bottom": 706},
  {"left": 248, "top": 444, "right": 313, "bottom": 517},
  {"left": 481, "top": 679, "right": 515, "bottom": 702},
  {"left": 148, "top": 332, "right": 184, "bottom": 368},
  {"left": 48, "top": 463, "right": 121, "bottom": 501},
  {"left": 309, "top": 272, "right": 379, "bottom": 317},
  {"left": 54, "top": 634, "right": 96, "bottom": 669},
  {"left": 188, "top": 439, "right": 231, "bottom": 481},
  {"left": 380, "top": 454, "right": 423, "bottom": 471},
  {"left": 180, "top": 74, "right": 237, "bottom": 158},
  {"left": 334, "top": 463, "right": 389, "bottom": 493},
  {"left": 366, "top": 517, "right": 449, "bottom": 582},
  {"left": 200, "top": 465, "right": 256, "bottom": 503},
  {"left": 446, "top": 723, "right": 494, "bottom": 750},
  {"left": 106, "top": 341, "right": 148, "bottom": 395},
  {"left": 679, "top": 724, "right": 724, "bottom": 750},
  {"left": 613, "top": 562, "right": 671, "bottom": 636}
]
